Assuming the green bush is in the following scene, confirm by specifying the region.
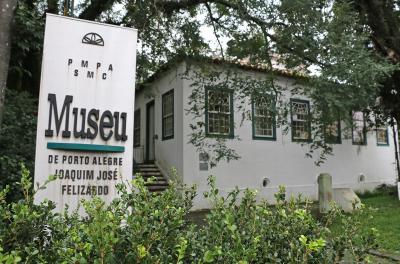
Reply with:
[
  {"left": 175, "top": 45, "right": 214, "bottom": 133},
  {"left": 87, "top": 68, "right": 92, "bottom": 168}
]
[
  {"left": 0, "top": 167, "right": 377, "bottom": 263},
  {"left": 0, "top": 89, "right": 37, "bottom": 202},
  {"left": 357, "top": 183, "right": 397, "bottom": 198}
]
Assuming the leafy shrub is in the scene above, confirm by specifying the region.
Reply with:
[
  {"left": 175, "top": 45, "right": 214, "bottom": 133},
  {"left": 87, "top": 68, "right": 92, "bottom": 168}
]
[
  {"left": 357, "top": 183, "right": 397, "bottom": 198},
  {"left": 187, "top": 180, "right": 376, "bottom": 263},
  {"left": 0, "top": 89, "right": 37, "bottom": 202},
  {"left": 0, "top": 167, "right": 377, "bottom": 263}
]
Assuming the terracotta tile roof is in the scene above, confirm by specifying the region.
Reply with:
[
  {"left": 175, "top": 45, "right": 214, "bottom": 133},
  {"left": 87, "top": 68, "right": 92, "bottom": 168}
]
[{"left": 136, "top": 55, "right": 308, "bottom": 92}]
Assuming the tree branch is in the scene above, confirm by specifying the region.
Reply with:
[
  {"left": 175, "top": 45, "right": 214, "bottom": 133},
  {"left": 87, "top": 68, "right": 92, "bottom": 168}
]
[
  {"left": 157, "top": 0, "right": 324, "bottom": 66},
  {"left": 356, "top": 0, "right": 400, "bottom": 63},
  {"left": 0, "top": 0, "right": 18, "bottom": 128},
  {"left": 46, "top": 0, "right": 59, "bottom": 14},
  {"left": 204, "top": 3, "right": 224, "bottom": 58},
  {"left": 78, "top": 0, "right": 116, "bottom": 20}
]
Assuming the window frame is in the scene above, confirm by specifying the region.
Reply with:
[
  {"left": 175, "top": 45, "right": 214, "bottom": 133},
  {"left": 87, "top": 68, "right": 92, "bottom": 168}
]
[
  {"left": 376, "top": 127, "right": 389, "bottom": 146},
  {"left": 133, "top": 109, "right": 141, "bottom": 147},
  {"left": 251, "top": 94, "right": 276, "bottom": 141},
  {"left": 205, "top": 86, "right": 234, "bottom": 139},
  {"left": 324, "top": 119, "right": 342, "bottom": 144},
  {"left": 290, "top": 98, "right": 312, "bottom": 143},
  {"left": 162, "top": 89, "right": 174, "bottom": 141},
  {"left": 351, "top": 111, "right": 367, "bottom": 146}
]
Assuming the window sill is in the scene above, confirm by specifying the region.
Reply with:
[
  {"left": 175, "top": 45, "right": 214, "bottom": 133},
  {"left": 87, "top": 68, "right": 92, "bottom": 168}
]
[
  {"left": 292, "top": 138, "right": 312, "bottom": 143},
  {"left": 352, "top": 142, "right": 367, "bottom": 146},
  {"left": 377, "top": 143, "right": 389, "bottom": 146},
  {"left": 206, "top": 133, "right": 234, "bottom": 139},
  {"left": 253, "top": 136, "right": 276, "bottom": 141},
  {"left": 162, "top": 135, "right": 174, "bottom": 141}
]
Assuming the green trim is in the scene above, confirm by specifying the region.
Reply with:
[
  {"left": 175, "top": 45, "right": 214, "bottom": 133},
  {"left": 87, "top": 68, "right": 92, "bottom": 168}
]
[
  {"left": 251, "top": 94, "right": 276, "bottom": 141},
  {"left": 47, "top": 142, "right": 125, "bottom": 152},
  {"left": 376, "top": 127, "right": 389, "bottom": 146},
  {"left": 162, "top": 89, "right": 174, "bottom": 141},
  {"left": 351, "top": 111, "right": 367, "bottom": 146},
  {"left": 205, "top": 87, "right": 234, "bottom": 139},
  {"left": 290, "top": 98, "right": 312, "bottom": 143}
]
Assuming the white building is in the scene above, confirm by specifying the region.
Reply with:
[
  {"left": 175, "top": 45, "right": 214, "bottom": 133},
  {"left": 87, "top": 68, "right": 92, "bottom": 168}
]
[{"left": 133, "top": 57, "right": 397, "bottom": 210}]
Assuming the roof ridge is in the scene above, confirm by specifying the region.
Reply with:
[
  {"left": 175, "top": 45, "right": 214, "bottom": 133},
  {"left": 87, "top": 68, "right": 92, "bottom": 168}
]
[{"left": 136, "top": 55, "right": 307, "bottom": 91}]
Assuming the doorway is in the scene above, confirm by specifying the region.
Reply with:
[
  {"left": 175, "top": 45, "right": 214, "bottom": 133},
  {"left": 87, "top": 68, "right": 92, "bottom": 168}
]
[{"left": 146, "top": 100, "right": 155, "bottom": 162}]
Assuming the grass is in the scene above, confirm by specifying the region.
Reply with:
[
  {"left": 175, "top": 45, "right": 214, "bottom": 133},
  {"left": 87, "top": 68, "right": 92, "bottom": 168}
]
[{"left": 359, "top": 194, "right": 400, "bottom": 253}]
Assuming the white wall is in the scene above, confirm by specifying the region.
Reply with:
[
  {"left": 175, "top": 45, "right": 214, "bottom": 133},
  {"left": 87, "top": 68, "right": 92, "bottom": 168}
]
[
  {"left": 180, "top": 63, "right": 397, "bottom": 210},
  {"left": 134, "top": 65, "right": 184, "bottom": 180}
]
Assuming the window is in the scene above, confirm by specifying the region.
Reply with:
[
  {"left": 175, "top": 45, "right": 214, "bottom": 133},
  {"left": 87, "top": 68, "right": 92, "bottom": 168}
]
[
  {"left": 162, "top": 89, "right": 174, "bottom": 140},
  {"left": 376, "top": 127, "right": 389, "bottom": 146},
  {"left": 352, "top": 111, "right": 366, "bottom": 145},
  {"left": 252, "top": 95, "right": 276, "bottom": 140},
  {"left": 324, "top": 120, "right": 341, "bottom": 144},
  {"left": 134, "top": 109, "right": 141, "bottom": 147},
  {"left": 291, "top": 99, "right": 311, "bottom": 142},
  {"left": 205, "top": 88, "right": 234, "bottom": 138}
]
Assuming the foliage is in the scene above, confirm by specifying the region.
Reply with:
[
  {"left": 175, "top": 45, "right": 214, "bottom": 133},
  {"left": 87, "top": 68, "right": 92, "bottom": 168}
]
[
  {"left": 0, "top": 168, "right": 378, "bottom": 263},
  {"left": 359, "top": 194, "right": 400, "bottom": 253},
  {"left": 184, "top": 60, "right": 289, "bottom": 166},
  {"left": 7, "top": 0, "right": 210, "bottom": 92},
  {"left": 182, "top": 57, "right": 387, "bottom": 166},
  {"left": 330, "top": 194, "right": 400, "bottom": 254},
  {"left": 0, "top": 90, "right": 37, "bottom": 202},
  {"left": 190, "top": 181, "right": 377, "bottom": 263},
  {"left": 181, "top": 0, "right": 396, "bottom": 166},
  {"left": 357, "top": 184, "right": 398, "bottom": 199},
  {"left": 7, "top": 0, "right": 400, "bottom": 167},
  {"left": 11, "top": 1, "right": 44, "bottom": 72},
  {"left": 8, "top": 1, "right": 44, "bottom": 93}
]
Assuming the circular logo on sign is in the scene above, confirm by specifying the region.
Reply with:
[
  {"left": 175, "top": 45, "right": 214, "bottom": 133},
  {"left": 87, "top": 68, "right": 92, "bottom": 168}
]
[{"left": 82, "top": 32, "right": 104, "bottom": 46}]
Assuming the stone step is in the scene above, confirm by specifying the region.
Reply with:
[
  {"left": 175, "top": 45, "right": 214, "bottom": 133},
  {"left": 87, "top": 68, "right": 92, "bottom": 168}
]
[
  {"left": 133, "top": 163, "right": 168, "bottom": 192},
  {"left": 133, "top": 170, "right": 160, "bottom": 173},
  {"left": 139, "top": 171, "right": 163, "bottom": 176},
  {"left": 141, "top": 173, "right": 164, "bottom": 177},
  {"left": 133, "top": 168, "right": 160, "bottom": 172},
  {"left": 147, "top": 185, "right": 168, "bottom": 192},
  {"left": 134, "top": 172, "right": 161, "bottom": 176},
  {"left": 135, "top": 175, "right": 164, "bottom": 180},
  {"left": 134, "top": 167, "right": 160, "bottom": 172},
  {"left": 134, "top": 174, "right": 167, "bottom": 181},
  {"left": 144, "top": 181, "right": 168, "bottom": 186},
  {"left": 134, "top": 175, "right": 164, "bottom": 180},
  {"left": 134, "top": 164, "right": 158, "bottom": 168},
  {"left": 144, "top": 178, "right": 165, "bottom": 181}
]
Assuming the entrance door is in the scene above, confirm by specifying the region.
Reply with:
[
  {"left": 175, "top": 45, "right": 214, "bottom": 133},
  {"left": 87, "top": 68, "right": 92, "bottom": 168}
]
[{"left": 146, "top": 101, "right": 155, "bottom": 162}]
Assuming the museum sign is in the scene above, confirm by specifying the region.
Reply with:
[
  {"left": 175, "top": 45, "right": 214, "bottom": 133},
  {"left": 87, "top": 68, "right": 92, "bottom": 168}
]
[{"left": 34, "top": 14, "right": 137, "bottom": 212}]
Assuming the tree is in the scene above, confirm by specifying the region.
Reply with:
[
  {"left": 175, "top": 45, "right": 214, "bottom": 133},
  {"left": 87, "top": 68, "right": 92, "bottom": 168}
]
[
  {"left": 153, "top": 0, "right": 397, "bottom": 117},
  {"left": 5, "top": 0, "right": 400, "bottom": 171},
  {"left": 356, "top": 0, "right": 400, "bottom": 121},
  {"left": 6, "top": 0, "right": 122, "bottom": 96},
  {"left": 0, "top": 0, "right": 18, "bottom": 129},
  {"left": 149, "top": 0, "right": 398, "bottom": 167},
  {"left": 7, "top": 1, "right": 400, "bottom": 117}
]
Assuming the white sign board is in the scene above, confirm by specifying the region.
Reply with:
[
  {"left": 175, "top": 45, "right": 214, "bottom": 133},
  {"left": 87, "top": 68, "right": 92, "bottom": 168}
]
[{"left": 34, "top": 14, "right": 137, "bottom": 212}]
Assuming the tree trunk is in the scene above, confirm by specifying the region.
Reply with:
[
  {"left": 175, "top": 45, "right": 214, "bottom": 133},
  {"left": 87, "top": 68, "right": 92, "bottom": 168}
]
[
  {"left": 47, "top": 0, "right": 59, "bottom": 14},
  {"left": 391, "top": 120, "right": 400, "bottom": 181},
  {"left": 0, "top": 0, "right": 18, "bottom": 129},
  {"left": 392, "top": 114, "right": 400, "bottom": 183}
]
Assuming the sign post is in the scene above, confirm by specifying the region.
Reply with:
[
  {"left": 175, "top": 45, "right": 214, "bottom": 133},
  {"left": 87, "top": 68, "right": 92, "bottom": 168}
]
[{"left": 34, "top": 14, "right": 137, "bottom": 212}]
